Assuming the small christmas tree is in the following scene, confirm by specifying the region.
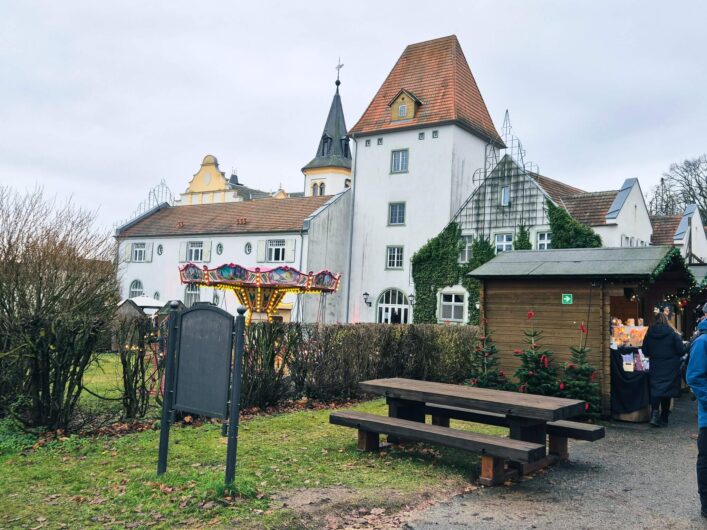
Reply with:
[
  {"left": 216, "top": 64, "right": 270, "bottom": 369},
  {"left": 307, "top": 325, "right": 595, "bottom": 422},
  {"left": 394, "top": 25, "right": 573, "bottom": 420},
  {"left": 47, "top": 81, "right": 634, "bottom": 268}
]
[
  {"left": 514, "top": 311, "right": 559, "bottom": 395},
  {"left": 468, "top": 321, "right": 514, "bottom": 390},
  {"left": 560, "top": 323, "right": 601, "bottom": 419}
]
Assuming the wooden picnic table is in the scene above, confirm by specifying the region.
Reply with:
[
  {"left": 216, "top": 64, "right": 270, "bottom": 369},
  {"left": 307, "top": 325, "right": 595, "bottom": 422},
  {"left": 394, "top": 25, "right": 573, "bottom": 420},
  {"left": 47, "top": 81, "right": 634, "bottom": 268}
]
[
  {"left": 359, "top": 378, "right": 587, "bottom": 476},
  {"left": 330, "top": 378, "right": 603, "bottom": 485}
]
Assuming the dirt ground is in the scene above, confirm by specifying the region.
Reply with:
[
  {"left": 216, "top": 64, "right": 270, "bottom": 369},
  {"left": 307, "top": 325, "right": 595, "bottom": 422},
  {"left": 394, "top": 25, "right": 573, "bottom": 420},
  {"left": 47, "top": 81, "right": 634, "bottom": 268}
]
[{"left": 407, "top": 395, "right": 705, "bottom": 530}]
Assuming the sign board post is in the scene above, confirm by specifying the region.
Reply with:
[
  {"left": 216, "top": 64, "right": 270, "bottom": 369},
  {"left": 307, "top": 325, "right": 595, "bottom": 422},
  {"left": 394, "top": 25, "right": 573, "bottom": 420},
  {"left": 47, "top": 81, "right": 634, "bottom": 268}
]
[
  {"left": 157, "top": 301, "right": 180, "bottom": 475},
  {"left": 562, "top": 294, "right": 573, "bottom": 305},
  {"left": 156, "top": 302, "right": 244, "bottom": 482},
  {"left": 225, "top": 307, "right": 246, "bottom": 486}
]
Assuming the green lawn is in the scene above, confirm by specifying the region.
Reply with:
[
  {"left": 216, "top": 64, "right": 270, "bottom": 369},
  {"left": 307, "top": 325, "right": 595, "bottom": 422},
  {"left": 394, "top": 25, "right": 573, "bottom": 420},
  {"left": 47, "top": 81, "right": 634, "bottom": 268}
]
[{"left": 0, "top": 357, "right": 506, "bottom": 529}]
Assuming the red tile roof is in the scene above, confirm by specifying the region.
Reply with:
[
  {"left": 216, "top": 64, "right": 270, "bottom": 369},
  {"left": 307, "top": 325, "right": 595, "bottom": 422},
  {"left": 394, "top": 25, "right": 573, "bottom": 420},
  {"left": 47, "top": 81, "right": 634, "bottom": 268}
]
[
  {"left": 562, "top": 191, "right": 619, "bottom": 226},
  {"left": 650, "top": 215, "right": 682, "bottom": 245},
  {"left": 117, "top": 196, "right": 331, "bottom": 238},
  {"left": 349, "top": 35, "right": 503, "bottom": 145},
  {"left": 529, "top": 172, "right": 585, "bottom": 205}
]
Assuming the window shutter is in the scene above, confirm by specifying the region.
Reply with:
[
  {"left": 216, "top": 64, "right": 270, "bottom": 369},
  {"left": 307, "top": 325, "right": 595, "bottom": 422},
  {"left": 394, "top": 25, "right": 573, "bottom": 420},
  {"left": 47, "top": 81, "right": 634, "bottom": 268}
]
[
  {"left": 179, "top": 242, "right": 187, "bottom": 262},
  {"left": 203, "top": 240, "right": 212, "bottom": 263},
  {"left": 122, "top": 242, "right": 132, "bottom": 263},
  {"left": 285, "top": 239, "right": 296, "bottom": 263},
  {"left": 256, "top": 241, "right": 266, "bottom": 263},
  {"left": 145, "top": 242, "right": 154, "bottom": 263}
]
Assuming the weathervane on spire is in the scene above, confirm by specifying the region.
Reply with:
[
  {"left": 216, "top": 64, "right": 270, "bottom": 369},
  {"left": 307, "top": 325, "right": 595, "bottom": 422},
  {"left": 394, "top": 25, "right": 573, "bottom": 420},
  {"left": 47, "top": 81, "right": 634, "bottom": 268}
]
[{"left": 335, "top": 57, "right": 344, "bottom": 88}]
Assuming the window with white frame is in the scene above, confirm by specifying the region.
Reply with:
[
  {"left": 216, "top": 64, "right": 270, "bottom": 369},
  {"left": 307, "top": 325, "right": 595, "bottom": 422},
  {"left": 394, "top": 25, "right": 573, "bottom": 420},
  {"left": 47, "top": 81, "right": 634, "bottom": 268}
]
[
  {"left": 391, "top": 149, "right": 409, "bottom": 173},
  {"left": 495, "top": 233, "right": 513, "bottom": 253},
  {"left": 132, "top": 243, "right": 146, "bottom": 262},
  {"left": 184, "top": 284, "right": 200, "bottom": 308},
  {"left": 459, "top": 235, "right": 474, "bottom": 263},
  {"left": 537, "top": 232, "right": 552, "bottom": 250},
  {"left": 129, "top": 279, "right": 144, "bottom": 298},
  {"left": 499, "top": 186, "right": 510, "bottom": 207},
  {"left": 388, "top": 202, "right": 405, "bottom": 225},
  {"left": 266, "top": 239, "right": 286, "bottom": 262},
  {"left": 386, "top": 246, "right": 404, "bottom": 269},
  {"left": 377, "top": 289, "right": 409, "bottom": 324},
  {"left": 398, "top": 104, "right": 407, "bottom": 117},
  {"left": 440, "top": 293, "right": 465, "bottom": 323},
  {"left": 187, "top": 241, "right": 204, "bottom": 262}
]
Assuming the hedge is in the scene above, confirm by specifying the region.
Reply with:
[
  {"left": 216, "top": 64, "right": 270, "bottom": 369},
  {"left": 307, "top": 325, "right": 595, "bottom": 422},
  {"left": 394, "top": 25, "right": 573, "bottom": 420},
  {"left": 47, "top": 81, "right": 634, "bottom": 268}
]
[{"left": 240, "top": 322, "right": 479, "bottom": 409}]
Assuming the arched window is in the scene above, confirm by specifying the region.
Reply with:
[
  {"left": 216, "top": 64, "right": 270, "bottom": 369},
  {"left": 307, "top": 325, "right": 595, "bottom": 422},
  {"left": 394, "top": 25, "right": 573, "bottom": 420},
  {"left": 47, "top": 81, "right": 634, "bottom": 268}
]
[
  {"left": 129, "top": 280, "right": 144, "bottom": 298},
  {"left": 184, "top": 284, "right": 200, "bottom": 307},
  {"left": 312, "top": 184, "right": 319, "bottom": 196},
  {"left": 376, "top": 289, "right": 410, "bottom": 324},
  {"left": 319, "top": 183, "right": 326, "bottom": 196}
]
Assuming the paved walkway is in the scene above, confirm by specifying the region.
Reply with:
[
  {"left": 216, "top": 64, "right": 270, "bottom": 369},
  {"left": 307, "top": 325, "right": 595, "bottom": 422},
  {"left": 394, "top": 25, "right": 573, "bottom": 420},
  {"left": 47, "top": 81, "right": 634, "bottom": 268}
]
[{"left": 408, "top": 396, "right": 705, "bottom": 529}]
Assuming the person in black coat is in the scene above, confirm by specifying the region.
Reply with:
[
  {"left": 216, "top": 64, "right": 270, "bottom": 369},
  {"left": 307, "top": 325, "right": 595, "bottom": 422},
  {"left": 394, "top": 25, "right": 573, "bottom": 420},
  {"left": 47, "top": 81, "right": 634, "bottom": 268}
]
[{"left": 642, "top": 312, "right": 685, "bottom": 427}]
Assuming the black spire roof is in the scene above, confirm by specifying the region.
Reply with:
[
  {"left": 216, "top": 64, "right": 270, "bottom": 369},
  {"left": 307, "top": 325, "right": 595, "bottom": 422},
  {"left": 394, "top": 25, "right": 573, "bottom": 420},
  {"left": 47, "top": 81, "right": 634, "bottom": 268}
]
[{"left": 302, "top": 81, "right": 351, "bottom": 172}]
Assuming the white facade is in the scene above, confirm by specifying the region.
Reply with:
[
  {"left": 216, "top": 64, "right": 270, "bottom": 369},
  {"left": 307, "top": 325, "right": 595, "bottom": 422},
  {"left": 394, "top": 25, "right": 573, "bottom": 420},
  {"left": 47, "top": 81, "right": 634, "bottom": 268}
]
[
  {"left": 672, "top": 206, "right": 707, "bottom": 262},
  {"left": 346, "top": 124, "right": 489, "bottom": 323},
  {"left": 304, "top": 170, "right": 351, "bottom": 198},
  {"left": 117, "top": 231, "right": 307, "bottom": 317},
  {"left": 593, "top": 180, "right": 653, "bottom": 248}
]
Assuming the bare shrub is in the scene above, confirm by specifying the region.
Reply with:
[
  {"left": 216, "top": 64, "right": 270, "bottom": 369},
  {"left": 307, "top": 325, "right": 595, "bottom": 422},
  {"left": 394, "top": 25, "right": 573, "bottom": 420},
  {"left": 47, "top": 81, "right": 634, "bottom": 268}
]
[{"left": 0, "top": 187, "right": 118, "bottom": 429}]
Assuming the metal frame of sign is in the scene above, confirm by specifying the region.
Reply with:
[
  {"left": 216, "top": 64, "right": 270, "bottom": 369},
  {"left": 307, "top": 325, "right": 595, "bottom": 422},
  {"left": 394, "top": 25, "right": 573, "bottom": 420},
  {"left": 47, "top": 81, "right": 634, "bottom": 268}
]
[
  {"left": 157, "top": 302, "right": 247, "bottom": 487},
  {"left": 172, "top": 303, "right": 234, "bottom": 418}
]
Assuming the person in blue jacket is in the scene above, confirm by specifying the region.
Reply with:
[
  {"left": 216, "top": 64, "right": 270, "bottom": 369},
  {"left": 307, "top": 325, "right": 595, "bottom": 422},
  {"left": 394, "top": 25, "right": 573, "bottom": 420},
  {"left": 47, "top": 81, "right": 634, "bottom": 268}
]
[{"left": 686, "top": 318, "right": 707, "bottom": 517}]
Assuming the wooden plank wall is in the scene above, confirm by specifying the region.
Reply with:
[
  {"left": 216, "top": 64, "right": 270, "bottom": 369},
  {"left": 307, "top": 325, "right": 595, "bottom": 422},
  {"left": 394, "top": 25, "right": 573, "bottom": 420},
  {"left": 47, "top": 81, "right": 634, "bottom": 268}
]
[{"left": 482, "top": 278, "right": 610, "bottom": 412}]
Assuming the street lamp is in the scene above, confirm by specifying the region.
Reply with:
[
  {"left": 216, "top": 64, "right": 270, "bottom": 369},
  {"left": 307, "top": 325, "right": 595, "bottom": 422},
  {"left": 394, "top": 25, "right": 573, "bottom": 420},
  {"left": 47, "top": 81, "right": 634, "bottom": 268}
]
[{"left": 363, "top": 292, "right": 371, "bottom": 307}]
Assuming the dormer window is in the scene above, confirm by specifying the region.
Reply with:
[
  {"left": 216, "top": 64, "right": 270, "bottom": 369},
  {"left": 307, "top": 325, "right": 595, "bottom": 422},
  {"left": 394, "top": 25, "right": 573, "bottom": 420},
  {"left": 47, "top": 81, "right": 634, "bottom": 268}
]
[
  {"left": 389, "top": 89, "right": 421, "bottom": 122},
  {"left": 319, "top": 183, "right": 325, "bottom": 196},
  {"left": 321, "top": 136, "right": 332, "bottom": 156}
]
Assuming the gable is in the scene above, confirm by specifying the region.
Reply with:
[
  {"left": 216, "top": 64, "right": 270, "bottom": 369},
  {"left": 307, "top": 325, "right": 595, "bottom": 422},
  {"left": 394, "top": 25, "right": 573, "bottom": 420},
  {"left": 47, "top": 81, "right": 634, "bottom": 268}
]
[{"left": 185, "top": 155, "right": 229, "bottom": 194}]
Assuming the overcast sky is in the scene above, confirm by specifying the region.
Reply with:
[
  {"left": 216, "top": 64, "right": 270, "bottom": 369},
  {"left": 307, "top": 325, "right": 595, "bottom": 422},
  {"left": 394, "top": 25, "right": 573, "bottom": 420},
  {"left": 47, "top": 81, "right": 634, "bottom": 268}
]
[{"left": 2, "top": 1, "right": 706, "bottom": 229}]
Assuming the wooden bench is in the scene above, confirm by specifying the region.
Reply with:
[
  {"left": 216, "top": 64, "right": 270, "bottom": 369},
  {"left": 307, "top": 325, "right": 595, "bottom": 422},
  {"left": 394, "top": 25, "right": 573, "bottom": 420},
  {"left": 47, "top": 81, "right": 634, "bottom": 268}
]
[
  {"left": 425, "top": 404, "right": 605, "bottom": 460},
  {"left": 330, "top": 410, "right": 545, "bottom": 485}
]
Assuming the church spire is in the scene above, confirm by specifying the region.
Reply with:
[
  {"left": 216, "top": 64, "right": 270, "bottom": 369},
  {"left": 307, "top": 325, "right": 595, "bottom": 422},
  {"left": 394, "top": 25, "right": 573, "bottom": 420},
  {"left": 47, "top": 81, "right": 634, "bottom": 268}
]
[{"left": 302, "top": 65, "right": 352, "bottom": 173}]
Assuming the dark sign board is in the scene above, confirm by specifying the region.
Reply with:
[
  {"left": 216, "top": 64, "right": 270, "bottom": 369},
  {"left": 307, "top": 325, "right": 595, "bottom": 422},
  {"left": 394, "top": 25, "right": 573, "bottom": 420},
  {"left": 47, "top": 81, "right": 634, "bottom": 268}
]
[{"left": 172, "top": 303, "right": 234, "bottom": 418}]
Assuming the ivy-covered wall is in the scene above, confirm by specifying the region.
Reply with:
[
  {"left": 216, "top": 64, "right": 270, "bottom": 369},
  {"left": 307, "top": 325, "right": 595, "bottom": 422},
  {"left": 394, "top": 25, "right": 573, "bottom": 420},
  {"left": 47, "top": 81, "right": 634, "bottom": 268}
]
[
  {"left": 411, "top": 223, "right": 495, "bottom": 325},
  {"left": 547, "top": 200, "right": 602, "bottom": 248}
]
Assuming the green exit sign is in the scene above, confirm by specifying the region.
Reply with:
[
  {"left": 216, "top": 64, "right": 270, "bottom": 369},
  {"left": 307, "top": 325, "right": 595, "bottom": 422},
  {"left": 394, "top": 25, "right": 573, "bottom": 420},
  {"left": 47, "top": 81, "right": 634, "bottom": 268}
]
[{"left": 562, "top": 294, "right": 573, "bottom": 305}]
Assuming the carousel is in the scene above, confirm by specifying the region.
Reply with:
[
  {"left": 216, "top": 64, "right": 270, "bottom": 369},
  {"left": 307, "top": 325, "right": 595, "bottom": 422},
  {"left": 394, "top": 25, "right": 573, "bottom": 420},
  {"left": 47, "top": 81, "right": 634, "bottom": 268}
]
[{"left": 179, "top": 263, "right": 341, "bottom": 323}]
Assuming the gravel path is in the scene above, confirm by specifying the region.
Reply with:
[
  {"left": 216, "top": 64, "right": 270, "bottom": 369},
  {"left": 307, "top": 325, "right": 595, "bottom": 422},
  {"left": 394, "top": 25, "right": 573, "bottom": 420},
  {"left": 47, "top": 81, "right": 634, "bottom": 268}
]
[{"left": 408, "top": 396, "right": 705, "bottom": 530}]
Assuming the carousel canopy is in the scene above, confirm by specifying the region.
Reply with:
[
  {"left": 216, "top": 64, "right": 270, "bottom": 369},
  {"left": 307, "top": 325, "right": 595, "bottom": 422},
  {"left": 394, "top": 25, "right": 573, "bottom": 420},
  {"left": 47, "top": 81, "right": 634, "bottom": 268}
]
[{"left": 179, "top": 263, "right": 340, "bottom": 292}]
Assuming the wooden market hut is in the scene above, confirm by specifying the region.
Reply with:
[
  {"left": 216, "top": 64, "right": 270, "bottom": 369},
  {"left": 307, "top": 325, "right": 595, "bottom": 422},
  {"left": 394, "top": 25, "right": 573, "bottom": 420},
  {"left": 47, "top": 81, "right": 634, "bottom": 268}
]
[{"left": 469, "top": 246, "right": 695, "bottom": 415}]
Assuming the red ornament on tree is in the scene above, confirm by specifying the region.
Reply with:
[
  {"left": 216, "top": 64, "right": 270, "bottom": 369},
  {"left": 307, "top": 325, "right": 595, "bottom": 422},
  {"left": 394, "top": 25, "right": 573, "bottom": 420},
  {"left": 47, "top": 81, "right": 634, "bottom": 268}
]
[{"left": 527, "top": 310, "right": 535, "bottom": 320}]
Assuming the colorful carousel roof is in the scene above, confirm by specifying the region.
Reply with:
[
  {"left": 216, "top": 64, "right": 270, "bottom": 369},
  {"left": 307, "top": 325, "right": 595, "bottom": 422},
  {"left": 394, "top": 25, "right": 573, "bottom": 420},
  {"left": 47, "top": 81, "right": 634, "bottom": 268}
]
[{"left": 179, "top": 263, "right": 341, "bottom": 292}]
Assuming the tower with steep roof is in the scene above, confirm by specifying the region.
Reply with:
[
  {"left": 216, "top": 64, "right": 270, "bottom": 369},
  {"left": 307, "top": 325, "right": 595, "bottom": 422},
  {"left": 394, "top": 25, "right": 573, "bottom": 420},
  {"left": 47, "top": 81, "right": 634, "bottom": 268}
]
[
  {"left": 346, "top": 35, "right": 503, "bottom": 323},
  {"left": 302, "top": 70, "right": 352, "bottom": 197}
]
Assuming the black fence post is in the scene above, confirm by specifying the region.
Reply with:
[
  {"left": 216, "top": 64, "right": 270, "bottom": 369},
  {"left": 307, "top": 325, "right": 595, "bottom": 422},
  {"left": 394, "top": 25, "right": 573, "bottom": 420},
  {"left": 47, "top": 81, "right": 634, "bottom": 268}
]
[
  {"left": 157, "top": 301, "right": 180, "bottom": 475},
  {"left": 225, "top": 306, "right": 246, "bottom": 486}
]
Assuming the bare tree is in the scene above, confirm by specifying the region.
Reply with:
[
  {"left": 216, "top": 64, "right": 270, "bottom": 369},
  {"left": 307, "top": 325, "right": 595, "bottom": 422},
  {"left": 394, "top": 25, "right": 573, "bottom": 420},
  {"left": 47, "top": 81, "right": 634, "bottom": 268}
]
[
  {"left": 647, "top": 177, "right": 682, "bottom": 216},
  {"left": 0, "top": 187, "right": 118, "bottom": 429},
  {"left": 649, "top": 155, "right": 707, "bottom": 219}
]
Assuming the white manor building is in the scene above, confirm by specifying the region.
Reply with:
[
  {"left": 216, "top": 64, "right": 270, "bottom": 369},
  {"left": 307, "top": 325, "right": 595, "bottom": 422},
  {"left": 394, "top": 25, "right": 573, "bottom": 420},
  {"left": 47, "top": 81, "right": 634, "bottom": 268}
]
[{"left": 115, "top": 35, "right": 707, "bottom": 325}]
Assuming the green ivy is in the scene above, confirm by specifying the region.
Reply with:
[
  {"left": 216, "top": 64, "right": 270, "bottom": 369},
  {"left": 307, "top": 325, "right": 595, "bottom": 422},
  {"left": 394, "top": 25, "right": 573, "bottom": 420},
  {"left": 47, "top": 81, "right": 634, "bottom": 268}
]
[
  {"left": 515, "top": 223, "right": 532, "bottom": 250},
  {"left": 410, "top": 223, "right": 465, "bottom": 324},
  {"left": 546, "top": 200, "right": 602, "bottom": 248},
  {"left": 411, "top": 224, "right": 495, "bottom": 325}
]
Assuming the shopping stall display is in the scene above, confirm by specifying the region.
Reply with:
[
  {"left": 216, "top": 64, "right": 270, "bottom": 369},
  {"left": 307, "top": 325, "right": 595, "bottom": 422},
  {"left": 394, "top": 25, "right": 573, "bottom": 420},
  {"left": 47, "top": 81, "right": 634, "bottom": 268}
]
[{"left": 610, "top": 318, "right": 651, "bottom": 419}]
